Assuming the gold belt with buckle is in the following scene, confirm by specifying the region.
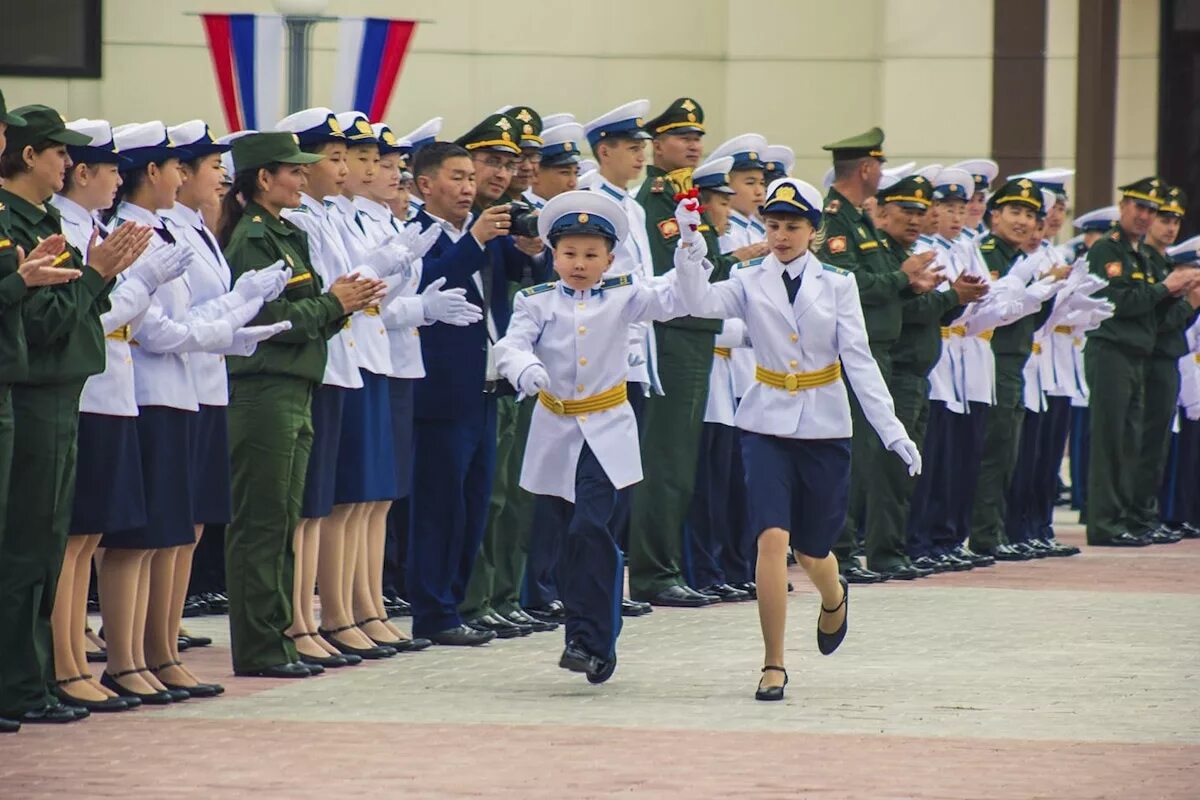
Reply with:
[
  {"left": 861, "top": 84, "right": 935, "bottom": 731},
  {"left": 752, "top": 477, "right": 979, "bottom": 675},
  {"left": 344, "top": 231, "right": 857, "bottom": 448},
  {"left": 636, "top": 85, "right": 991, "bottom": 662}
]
[
  {"left": 1053, "top": 325, "right": 1073, "bottom": 334},
  {"left": 538, "top": 383, "right": 627, "bottom": 416},
  {"left": 713, "top": 347, "right": 732, "bottom": 358},
  {"left": 106, "top": 324, "right": 132, "bottom": 342},
  {"left": 754, "top": 361, "right": 841, "bottom": 394}
]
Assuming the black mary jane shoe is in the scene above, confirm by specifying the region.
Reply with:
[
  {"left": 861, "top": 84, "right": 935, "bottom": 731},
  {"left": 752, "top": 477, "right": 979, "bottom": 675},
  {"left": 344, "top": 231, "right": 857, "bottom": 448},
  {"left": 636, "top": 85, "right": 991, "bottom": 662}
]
[
  {"left": 52, "top": 675, "right": 131, "bottom": 712},
  {"left": 100, "top": 669, "right": 174, "bottom": 705},
  {"left": 817, "top": 576, "right": 849, "bottom": 656},
  {"left": 299, "top": 652, "right": 351, "bottom": 668},
  {"left": 319, "top": 624, "right": 397, "bottom": 659},
  {"left": 152, "top": 661, "right": 224, "bottom": 698},
  {"left": 755, "top": 666, "right": 788, "bottom": 702}
]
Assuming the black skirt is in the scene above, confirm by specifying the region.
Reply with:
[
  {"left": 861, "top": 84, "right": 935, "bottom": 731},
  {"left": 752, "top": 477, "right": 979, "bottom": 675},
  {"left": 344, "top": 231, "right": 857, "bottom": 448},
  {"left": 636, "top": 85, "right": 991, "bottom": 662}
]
[{"left": 70, "top": 412, "right": 147, "bottom": 535}]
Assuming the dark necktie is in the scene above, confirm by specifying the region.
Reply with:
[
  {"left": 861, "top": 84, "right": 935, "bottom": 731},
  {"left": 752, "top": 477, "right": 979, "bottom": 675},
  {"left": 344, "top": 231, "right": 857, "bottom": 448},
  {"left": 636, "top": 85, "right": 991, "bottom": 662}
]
[
  {"left": 155, "top": 225, "right": 175, "bottom": 245},
  {"left": 193, "top": 225, "right": 221, "bottom": 261},
  {"left": 94, "top": 224, "right": 108, "bottom": 241},
  {"left": 782, "top": 270, "right": 803, "bottom": 304}
]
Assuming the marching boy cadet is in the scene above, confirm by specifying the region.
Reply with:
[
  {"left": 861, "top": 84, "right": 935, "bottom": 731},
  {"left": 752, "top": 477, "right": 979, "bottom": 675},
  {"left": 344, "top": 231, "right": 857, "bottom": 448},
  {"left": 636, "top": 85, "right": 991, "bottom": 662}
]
[
  {"left": 670, "top": 177, "right": 920, "bottom": 701},
  {"left": 493, "top": 190, "right": 689, "bottom": 684}
]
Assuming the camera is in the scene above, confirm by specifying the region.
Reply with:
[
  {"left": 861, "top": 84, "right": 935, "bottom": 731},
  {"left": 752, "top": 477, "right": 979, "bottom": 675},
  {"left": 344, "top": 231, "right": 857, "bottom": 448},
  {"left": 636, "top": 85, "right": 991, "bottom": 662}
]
[{"left": 507, "top": 200, "right": 540, "bottom": 238}]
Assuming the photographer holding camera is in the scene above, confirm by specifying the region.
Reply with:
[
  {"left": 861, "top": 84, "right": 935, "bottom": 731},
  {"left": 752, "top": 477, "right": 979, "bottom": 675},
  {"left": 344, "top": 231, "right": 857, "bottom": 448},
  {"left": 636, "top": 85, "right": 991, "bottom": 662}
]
[{"left": 405, "top": 114, "right": 550, "bottom": 646}]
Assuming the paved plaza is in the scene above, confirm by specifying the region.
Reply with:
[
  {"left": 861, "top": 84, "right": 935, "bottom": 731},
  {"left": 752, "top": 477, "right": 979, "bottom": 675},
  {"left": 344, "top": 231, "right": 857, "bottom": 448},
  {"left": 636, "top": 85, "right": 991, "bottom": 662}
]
[{"left": 2, "top": 513, "right": 1198, "bottom": 799}]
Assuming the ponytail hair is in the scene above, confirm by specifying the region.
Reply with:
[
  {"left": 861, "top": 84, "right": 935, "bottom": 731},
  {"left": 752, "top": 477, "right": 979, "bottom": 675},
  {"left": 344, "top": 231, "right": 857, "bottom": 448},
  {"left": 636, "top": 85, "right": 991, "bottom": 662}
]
[{"left": 216, "top": 162, "right": 283, "bottom": 248}]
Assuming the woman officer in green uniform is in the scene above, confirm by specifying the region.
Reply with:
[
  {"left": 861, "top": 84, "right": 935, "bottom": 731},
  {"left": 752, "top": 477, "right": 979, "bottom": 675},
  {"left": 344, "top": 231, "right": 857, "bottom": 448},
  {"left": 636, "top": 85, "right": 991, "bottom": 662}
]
[{"left": 217, "top": 132, "right": 385, "bottom": 678}]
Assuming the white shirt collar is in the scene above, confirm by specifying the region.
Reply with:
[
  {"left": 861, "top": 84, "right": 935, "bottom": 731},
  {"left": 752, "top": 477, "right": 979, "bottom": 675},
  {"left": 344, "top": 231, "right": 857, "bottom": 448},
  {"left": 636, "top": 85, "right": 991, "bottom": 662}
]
[
  {"left": 116, "top": 200, "right": 163, "bottom": 228},
  {"left": 354, "top": 195, "right": 392, "bottom": 222},
  {"left": 596, "top": 176, "right": 629, "bottom": 201},
  {"left": 522, "top": 188, "right": 547, "bottom": 208},
  {"left": 781, "top": 250, "right": 813, "bottom": 280},
  {"left": 51, "top": 194, "right": 95, "bottom": 229},
  {"left": 422, "top": 207, "right": 474, "bottom": 240},
  {"left": 164, "top": 201, "right": 204, "bottom": 229},
  {"left": 299, "top": 193, "right": 328, "bottom": 217}
]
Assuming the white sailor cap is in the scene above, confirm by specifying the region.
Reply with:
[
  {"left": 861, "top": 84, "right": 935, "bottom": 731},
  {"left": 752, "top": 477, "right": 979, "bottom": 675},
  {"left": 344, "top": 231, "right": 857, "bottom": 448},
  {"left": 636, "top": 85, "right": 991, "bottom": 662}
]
[
  {"left": 112, "top": 121, "right": 189, "bottom": 169},
  {"left": 217, "top": 130, "right": 257, "bottom": 177},
  {"left": 1009, "top": 167, "right": 1074, "bottom": 200},
  {"left": 1072, "top": 206, "right": 1117, "bottom": 232},
  {"left": 762, "top": 144, "right": 794, "bottom": 179},
  {"left": 275, "top": 107, "right": 345, "bottom": 147},
  {"left": 65, "top": 118, "right": 125, "bottom": 166},
  {"left": 692, "top": 156, "right": 736, "bottom": 194},
  {"left": 931, "top": 167, "right": 974, "bottom": 202},
  {"left": 760, "top": 177, "right": 823, "bottom": 226},
  {"left": 539, "top": 122, "right": 585, "bottom": 167},
  {"left": 915, "top": 164, "right": 943, "bottom": 183},
  {"left": 576, "top": 158, "right": 598, "bottom": 177},
  {"left": 951, "top": 158, "right": 999, "bottom": 193},
  {"left": 821, "top": 166, "right": 835, "bottom": 192},
  {"left": 1039, "top": 189, "right": 1057, "bottom": 216},
  {"left": 876, "top": 161, "right": 916, "bottom": 193},
  {"left": 1166, "top": 234, "right": 1200, "bottom": 265},
  {"left": 368, "top": 123, "right": 403, "bottom": 155},
  {"left": 575, "top": 169, "right": 600, "bottom": 189},
  {"left": 335, "top": 111, "right": 377, "bottom": 144},
  {"left": 168, "top": 120, "right": 231, "bottom": 158},
  {"left": 707, "top": 133, "right": 768, "bottom": 171},
  {"left": 537, "top": 189, "right": 629, "bottom": 246},
  {"left": 543, "top": 112, "right": 576, "bottom": 128},
  {"left": 402, "top": 117, "right": 442, "bottom": 153},
  {"left": 584, "top": 99, "right": 651, "bottom": 150}
]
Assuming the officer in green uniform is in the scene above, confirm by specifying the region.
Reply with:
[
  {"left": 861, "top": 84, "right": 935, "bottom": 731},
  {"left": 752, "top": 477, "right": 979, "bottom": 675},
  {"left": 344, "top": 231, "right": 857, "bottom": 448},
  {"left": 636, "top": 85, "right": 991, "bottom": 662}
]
[
  {"left": 1130, "top": 186, "right": 1199, "bottom": 543},
  {"left": 817, "top": 129, "right": 939, "bottom": 582},
  {"left": 221, "top": 132, "right": 379, "bottom": 677},
  {"left": 1084, "top": 178, "right": 1199, "bottom": 546},
  {"left": 0, "top": 105, "right": 142, "bottom": 723},
  {"left": 628, "top": 98, "right": 753, "bottom": 606},
  {"left": 968, "top": 178, "right": 1058, "bottom": 558}
]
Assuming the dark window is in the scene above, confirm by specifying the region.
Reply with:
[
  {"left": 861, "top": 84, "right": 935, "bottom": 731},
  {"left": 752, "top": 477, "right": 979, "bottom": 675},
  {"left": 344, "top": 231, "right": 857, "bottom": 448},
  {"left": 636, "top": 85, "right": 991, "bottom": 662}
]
[
  {"left": 1159, "top": 0, "right": 1200, "bottom": 238},
  {"left": 0, "top": 0, "right": 102, "bottom": 78}
]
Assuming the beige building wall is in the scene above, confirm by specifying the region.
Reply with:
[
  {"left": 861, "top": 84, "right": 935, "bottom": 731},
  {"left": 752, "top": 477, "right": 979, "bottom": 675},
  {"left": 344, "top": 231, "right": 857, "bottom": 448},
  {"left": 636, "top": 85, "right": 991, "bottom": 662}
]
[{"left": 0, "top": 0, "right": 1158, "bottom": 204}]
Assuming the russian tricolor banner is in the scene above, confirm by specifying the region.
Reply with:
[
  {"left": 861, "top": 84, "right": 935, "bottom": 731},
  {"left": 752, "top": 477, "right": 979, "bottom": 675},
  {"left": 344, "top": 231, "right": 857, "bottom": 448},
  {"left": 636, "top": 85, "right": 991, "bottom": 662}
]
[
  {"left": 332, "top": 18, "right": 418, "bottom": 122},
  {"left": 201, "top": 14, "right": 284, "bottom": 132}
]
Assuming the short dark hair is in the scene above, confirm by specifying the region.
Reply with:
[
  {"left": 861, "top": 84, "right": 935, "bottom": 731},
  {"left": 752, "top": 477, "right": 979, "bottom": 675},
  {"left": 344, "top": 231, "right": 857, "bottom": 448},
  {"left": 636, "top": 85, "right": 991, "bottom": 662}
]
[
  {"left": 412, "top": 142, "right": 470, "bottom": 182},
  {"left": 0, "top": 140, "right": 60, "bottom": 179},
  {"left": 832, "top": 156, "right": 869, "bottom": 182}
]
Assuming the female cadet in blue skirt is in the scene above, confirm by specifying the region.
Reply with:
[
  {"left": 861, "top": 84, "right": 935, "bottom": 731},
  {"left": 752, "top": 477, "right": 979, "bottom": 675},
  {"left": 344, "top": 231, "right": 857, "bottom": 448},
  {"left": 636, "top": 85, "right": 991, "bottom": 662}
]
[
  {"left": 671, "top": 178, "right": 920, "bottom": 700},
  {"left": 51, "top": 118, "right": 180, "bottom": 712},
  {"left": 218, "top": 132, "right": 386, "bottom": 678},
  {"left": 0, "top": 105, "right": 149, "bottom": 725},
  {"left": 100, "top": 122, "right": 276, "bottom": 702}
]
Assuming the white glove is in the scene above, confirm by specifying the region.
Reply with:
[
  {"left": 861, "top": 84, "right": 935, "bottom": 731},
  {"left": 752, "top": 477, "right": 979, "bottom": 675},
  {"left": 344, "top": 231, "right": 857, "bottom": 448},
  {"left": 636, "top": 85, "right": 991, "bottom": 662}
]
[
  {"left": 228, "top": 321, "right": 292, "bottom": 356},
  {"left": 233, "top": 260, "right": 288, "bottom": 302},
  {"left": 399, "top": 221, "right": 442, "bottom": 259},
  {"left": 517, "top": 364, "right": 550, "bottom": 396},
  {"left": 1186, "top": 404, "right": 1200, "bottom": 422},
  {"left": 223, "top": 297, "right": 264, "bottom": 330},
  {"left": 1072, "top": 274, "right": 1108, "bottom": 297},
  {"left": 673, "top": 196, "right": 706, "bottom": 253},
  {"left": 369, "top": 238, "right": 419, "bottom": 279},
  {"left": 672, "top": 237, "right": 708, "bottom": 273},
  {"left": 888, "top": 437, "right": 922, "bottom": 477},
  {"left": 127, "top": 246, "right": 189, "bottom": 293},
  {"left": 420, "top": 276, "right": 483, "bottom": 326}
]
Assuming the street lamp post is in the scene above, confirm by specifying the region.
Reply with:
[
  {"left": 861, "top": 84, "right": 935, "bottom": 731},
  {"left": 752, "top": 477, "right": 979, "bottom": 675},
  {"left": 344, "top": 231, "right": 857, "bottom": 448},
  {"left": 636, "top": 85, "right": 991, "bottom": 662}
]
[{"left": 273, "top": 0, "right": 329, "bottom": 114}]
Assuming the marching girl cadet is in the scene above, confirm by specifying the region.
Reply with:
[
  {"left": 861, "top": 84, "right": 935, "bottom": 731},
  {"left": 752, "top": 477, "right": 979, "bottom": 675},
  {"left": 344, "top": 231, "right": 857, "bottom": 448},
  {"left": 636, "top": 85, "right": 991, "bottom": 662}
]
[
  {"left": 494, "top": 190, "right": 692, "bottom": 683},
  {"left": 218, "top": 132, "right": 385, "bottom": 678},
  {"left": 0, "top": 96, "right": 90, "bottom": 733},
  {"left": 670, "top": 178, "right": 920, "bottom": 701},
  {"left": 0, "top": 105, "right": 150, "bottom": 725},
  {"left": 100, "top": 122, "right": 274, "bottom": 702},
  {"left": 51, "top": 118, "right": 181, "bottom": 712}
]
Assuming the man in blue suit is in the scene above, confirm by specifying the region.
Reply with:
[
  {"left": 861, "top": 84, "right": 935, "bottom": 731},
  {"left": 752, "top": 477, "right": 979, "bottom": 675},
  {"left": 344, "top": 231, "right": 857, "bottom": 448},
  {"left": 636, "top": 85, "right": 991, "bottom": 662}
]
[{"left": 407, "top": 123, "right": 548, "bottom": 645}]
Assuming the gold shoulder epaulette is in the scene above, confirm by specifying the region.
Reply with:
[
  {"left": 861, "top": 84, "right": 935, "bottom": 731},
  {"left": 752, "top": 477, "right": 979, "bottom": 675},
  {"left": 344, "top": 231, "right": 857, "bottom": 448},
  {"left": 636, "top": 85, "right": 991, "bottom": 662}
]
[{"left": 520, "top": 281, "right": 557, "bottom": 297}]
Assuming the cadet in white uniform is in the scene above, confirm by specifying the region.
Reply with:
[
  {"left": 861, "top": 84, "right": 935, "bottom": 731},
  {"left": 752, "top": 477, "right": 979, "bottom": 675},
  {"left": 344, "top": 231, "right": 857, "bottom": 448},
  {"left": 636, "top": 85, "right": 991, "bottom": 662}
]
[
  {"left": 494, "top": 191, "right": 690, "bottom": 683},
  {"left": 670, "top": 178, "right": 919, "bottom": 701}
]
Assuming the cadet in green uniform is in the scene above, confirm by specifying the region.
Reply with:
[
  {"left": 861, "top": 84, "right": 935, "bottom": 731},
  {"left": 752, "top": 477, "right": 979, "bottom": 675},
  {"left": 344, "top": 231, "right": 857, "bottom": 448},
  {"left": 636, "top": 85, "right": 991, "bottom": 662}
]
[
  {"left": 968, "top": 179, "right": 1057, "bottom": 557},
  {"left": 218, "top": 133, "right": 383, "bottom": 677},
  {"left": 628, "top": 98, "right": 754, "bottom": 606},
  {"left": 1131, "top": 187, "right": 1199, "bottom": 543},
  {"left": 816, "top": 130, "right": 939, "bottom": 582},
  {"left": 1084, "top": 178, "right": 1199, "bottom": 547},
  {"left": 0, "top": 105, "right": 147, "bottom": 724}
]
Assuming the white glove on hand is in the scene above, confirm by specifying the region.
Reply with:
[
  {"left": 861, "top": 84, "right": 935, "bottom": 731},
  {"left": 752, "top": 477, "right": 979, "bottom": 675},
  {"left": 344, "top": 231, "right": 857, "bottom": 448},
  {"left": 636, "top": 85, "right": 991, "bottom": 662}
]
[
  {"left": 229, "top": 321, "right": 292, "bottom": 356},
  {"left": 420, "top": 276, "right": 483, "bottom": 326},
  {"left": 400, "top": 222, "right": 442, "bottom": 259},
  {"left": 1186, "top": 404, "right": 1200, "bottom": 422},
  {"left": 673, "top": 196, "right": 706, "bottom": 254},
  {"left": 233, "top": 260, "right": 287, "bottom": 302},
  {"left": 888, "top": 437, "right": 922, "bottom": 477},
  {"left": 224, "top": 297, "right": 265, "bottom": 330},
  {"left": 127, "top": 246, "right": 189, "bottom": 293},
  {"left": 1073, "top": 274, "right": 1108, "bottom": 297},
  {"left": 517, "top": 364, "right": 550, "bottom": 396}
]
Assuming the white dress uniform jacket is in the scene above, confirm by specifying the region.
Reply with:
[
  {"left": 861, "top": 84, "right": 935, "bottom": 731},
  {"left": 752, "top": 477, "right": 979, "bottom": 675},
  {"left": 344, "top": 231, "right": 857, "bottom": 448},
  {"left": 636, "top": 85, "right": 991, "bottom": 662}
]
[
  {"left": 676, "top": 250, "right": 908, "bottom": 445},
  {"left": 326, "top": 194, "right": 394, "bottom": 378},
  {"left": 494, "top": 275, "right": 687, "bottom": 502},
  {"left": 718, "top": 208, "right": 762, "bottom": 398},
  {"left": 914, "top": 234, "right": 967, "bottom": 413}
]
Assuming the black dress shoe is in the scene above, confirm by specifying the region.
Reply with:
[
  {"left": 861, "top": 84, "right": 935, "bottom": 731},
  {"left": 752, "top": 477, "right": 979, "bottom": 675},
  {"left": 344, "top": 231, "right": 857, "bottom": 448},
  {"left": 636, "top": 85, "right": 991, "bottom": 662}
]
[
  {"left": 100, "top": 671, "right": 175, "bottom": 704},
  {"left": 318, "top": 625, "right": 398, "bottom": 658},
  {"left": 937, "top": 553, "right": 973, "bottom": 571},
  {"left": 390, "top": 637, "right": 433, "bottom": 652},
  {"left": 842, "top": 564, "right": 882, "bottom": 584},
  {"left": 701, "top": 583, "right": 752, "bottom": 602},
  {"left": 1178, "top": 522, "right": 1200, "bottom": 539},
  {"left": 0, "top": 717, "right": 19, "bottom": 732},
  {"left": 558, "top": 642, "right": 616, "bottom": 684},
  {"left": 200, "top": 592, "right": 229, "bottom": 614},
  {"left": 620, "top": 598, "right": 651, "bottom": 617},
  {"left": 877, "top": 564, "right": 929, "bottom": 580},
  {"left": 179, "top": 633, "right": 213, "bottom": 648},
  {"left": 10, "top": 704, "right": 79, "bottom": 724},
  {"left": 1144, "top": 527, "right": 1182, "bottom": 544},
  {"left": 981, "top": 544, "right": 1028, "bottom": 561},
  {"left": 730, "top": 581, "right": 757, "bottom": 598},
  {"left": 52, "top": 680, "right": 131, "bottom": 713},
  {"left": 504, "top": 609, "right": 556, "bottom": 632},
  {"left": 162, "top": 682, "right": 222, "bottom": 698},
  {"left": 182, "top": 596, "right": 209, "bottom": 617},
  {"left": 526, "top": 600, "right": 567, "bottom": 622},
  {"left": 1013, "top": 542, "right": 1047, "bottom": 559},
  {"left": 1041, "top": 539, "right": 1081, "bottom": 557},
  {"left": 466, "top": 613, "right": 527, "bottom": 639},
  {"left": 300, "top": 653, "right": 351, "bottom": 668},
  {"left": 817, "top": 576, "right": 849, "bottom": 655},
  {"left": 233, "top": 662, "right": 312, "bottom": 679},
  {"left": 912, "top": 556, "right": 947, "bottom": 574},
  {"left": 755, "top": 666, "right": 788, "bottom": 701},
  {"left": 643, "top": 585, "right": 714, "bottom": 607},
  {"left": 428, "top": 625, "right": 496, "bottom": 646},
  {"left": 301, "top": 663, "right": 325, "bottom": 676},
  {"left": 1091, "top": 531, "right": 1151, "bottom": 548},
  {"left": 955, "top": 545, "right": 995, "bottom": 567},
  {"left": 685, "top": 585, "right": 722, "bottom": 602}
]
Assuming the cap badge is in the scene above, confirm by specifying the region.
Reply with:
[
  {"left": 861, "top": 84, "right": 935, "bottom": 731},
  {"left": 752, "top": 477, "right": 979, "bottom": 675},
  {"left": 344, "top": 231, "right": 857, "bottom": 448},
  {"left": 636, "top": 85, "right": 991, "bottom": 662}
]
[
  {"left": 950, "top": 184, "right": 958, "bottom": 192},
  {"left": 1020, "top": 189, "right": 1030, "bottom": 198},
  {"left": 328, "top": 117, "right": 343, "bottom": 134},
  {"left": 355, "top": 119, "right": 372, "bottom": 135},
  {"left": 577, "top": 213, "right": 589, "bottom": 223},
  {"left": 292, "top": 134, "right": 300, "bottom": 145},
  {"left": 523, "top": 124, "right": 533, "bottom": 135},
  {"left": 564, "top": 142, "right": 573, "bottom": 152},
  {"left": 501, "top": 131, "right": 511, "bottom": 141},
  {"left": 383, "top": 131, "right": 397, "bottom": 144},
  {"left": 497, "top": 117, "right": 512, "bottom": 131},
  {"left": 748, "top": 151, "right": 757, "bottom": 160},
  {"left": 515, "top": 109, "right": 533, "bottom": 123},
  {"left": 915, "top": 189, "right": 924, "bottom": 199},
  {"left": 681, "top": 99, "right": 697, "bottom": 112},
  {"left": 635, "top": 118, "right": 644, "bottom": 127},
  {"left": 1018, "top": 179, "right": 1033, "bottom": 189},
  {"left": 686, "top": 113, "right": 696, "bottom": 122},
  {"left": 777, "top": 186, "right": 796, "bottom": 201}
]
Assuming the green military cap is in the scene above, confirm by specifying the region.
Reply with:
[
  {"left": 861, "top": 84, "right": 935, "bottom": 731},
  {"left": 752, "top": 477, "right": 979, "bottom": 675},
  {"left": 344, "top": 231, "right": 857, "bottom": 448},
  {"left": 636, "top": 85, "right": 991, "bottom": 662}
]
[
  {"left": 1160, "top": 185, "right": 1187, "bottom": 217},
  {"left": 987, "top": 177, "right": 1043, "bottom": 213},
  {"left": 501, "top": 105, "right": 543, "bottom": 148},
  {"left": 822, "top": 126, "right": 886, "bottom": 162},
  {"left": 232, "top": 131, "right": 324, "bottom": 173},
  {"left": 877, "top": 174, "right": 932, "bottom": 209},
  {"left": 455, "top": 113, "right": 522, "bottom": 155},
  {"left": 0, "top": 90, "right": 27, "bottom": 127},
  {"left": 644, "top": 97, "right": 705, "bottom": 137},
  {"left": 1118, "top": 176, "right": 1164, "bottom": 208},
  {"left": 5, "top": 104, "right": 89, "bottom": 151}
]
